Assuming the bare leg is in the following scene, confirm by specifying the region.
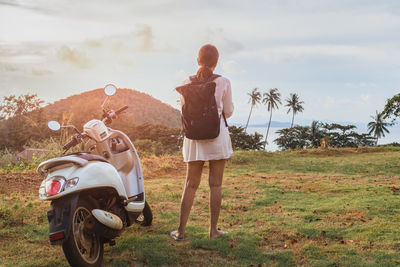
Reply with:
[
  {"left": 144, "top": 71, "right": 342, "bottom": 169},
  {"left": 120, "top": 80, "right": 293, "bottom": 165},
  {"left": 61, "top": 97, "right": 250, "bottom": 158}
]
[
  {"left": 172, "top": 161, "right": 204, "bottom": 240},
  {"left": 209, "top": 159, "right": 227, "bottom": 238}
]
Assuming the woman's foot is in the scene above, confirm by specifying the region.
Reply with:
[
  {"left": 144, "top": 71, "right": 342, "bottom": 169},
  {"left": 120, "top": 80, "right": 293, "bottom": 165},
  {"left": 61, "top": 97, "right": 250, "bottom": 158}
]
[
  {"left": 170, "top": 230, "right": 185, "bottom": 241},
  {"left": 210, "top": 228, "right": 228, "bottom": 238}
]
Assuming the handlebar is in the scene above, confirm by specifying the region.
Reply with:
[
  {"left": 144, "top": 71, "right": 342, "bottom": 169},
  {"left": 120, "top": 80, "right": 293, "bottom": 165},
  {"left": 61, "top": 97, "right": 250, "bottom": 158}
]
[
  {"left": 102, "top": 105, "right": 128, "bottom": 125},
  {"left": 63, "top": 133, "right": 84, "bottom": 151},
  {"left": 57, "top": 97, "right": 128, "bottom": 153},
  {"left": 63, "top": 138, "right": 78, "bottom": 151},
  {"left": 115, "top": 105, "right": 128, "bottom": 115}
]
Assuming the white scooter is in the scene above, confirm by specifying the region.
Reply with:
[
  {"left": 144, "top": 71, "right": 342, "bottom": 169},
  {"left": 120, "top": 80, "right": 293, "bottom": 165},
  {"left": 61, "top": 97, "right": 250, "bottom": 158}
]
[{"left": 37, "top": 84, "right": 152, "bottom": 267}]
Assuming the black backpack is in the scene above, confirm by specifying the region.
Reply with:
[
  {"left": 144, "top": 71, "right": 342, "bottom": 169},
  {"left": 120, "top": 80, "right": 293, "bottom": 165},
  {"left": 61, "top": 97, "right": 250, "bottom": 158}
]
[{"left": 176, "top": 74, "right": 228, "bottom": 140}]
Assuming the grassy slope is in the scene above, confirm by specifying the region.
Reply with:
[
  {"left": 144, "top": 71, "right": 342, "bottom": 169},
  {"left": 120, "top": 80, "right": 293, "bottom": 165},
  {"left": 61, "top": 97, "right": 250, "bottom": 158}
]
[{"left": 1, "top": 148, "right": 400, "bottom": 266}]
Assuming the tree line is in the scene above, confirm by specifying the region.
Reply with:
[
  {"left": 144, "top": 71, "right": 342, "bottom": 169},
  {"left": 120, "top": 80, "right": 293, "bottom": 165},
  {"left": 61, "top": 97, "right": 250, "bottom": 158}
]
[
  {"left": 245, "top": 87, "right": 305, "bottom": 148},
  {"left": 0, "top": 94, "right": 181, "bottom": 155},
  {"left": 0, "top": 93, "right": 262, "bottom": 155},
  {"left": 1, "top": 90, "right": 399, "bottom": 155},
  {"left": 274, "top": 122, "right": 377, "bottom": 150},
  {"left": 245, "top": 88, "right": 304, "bottom": 149},
  {"left": 244, "top": 87, "right": 397, "bottom": 150}
]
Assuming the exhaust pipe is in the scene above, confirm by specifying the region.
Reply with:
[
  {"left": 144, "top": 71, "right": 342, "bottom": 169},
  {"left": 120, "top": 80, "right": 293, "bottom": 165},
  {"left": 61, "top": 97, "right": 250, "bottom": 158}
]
[
  {"left": 91, "top": 209, "right": 123, "bottom": 230},
  {"left": 86, "top": 209, "right": 123, "bottom": 240}
]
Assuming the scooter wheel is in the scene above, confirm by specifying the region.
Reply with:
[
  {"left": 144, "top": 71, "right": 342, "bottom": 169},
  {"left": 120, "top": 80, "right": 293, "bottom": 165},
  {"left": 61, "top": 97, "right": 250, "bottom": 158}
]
[
  {"left": 62, "top": 198, "right": 104, "bottom": 267},
  {"left": 136, "top": 200, "right": 153, "bottom": 226}
]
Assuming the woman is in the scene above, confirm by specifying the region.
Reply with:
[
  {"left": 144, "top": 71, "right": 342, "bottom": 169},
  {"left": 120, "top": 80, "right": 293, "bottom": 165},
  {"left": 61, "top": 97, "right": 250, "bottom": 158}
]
[{"left": 171, "top": 44, "right": 234, "bottom": 240}]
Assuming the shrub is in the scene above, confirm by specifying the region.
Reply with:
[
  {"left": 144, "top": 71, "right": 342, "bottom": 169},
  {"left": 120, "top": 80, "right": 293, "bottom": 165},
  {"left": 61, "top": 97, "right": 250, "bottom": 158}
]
[
  {"left": 134, "top": 139, "right": 165, "bottom": 156},
  {"left": 228, "top": 126, "right": 264, "bottom": 150}
]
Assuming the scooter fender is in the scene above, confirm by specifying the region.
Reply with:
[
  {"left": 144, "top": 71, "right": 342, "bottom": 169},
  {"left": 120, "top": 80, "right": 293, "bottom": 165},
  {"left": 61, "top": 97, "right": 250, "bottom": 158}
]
[
  {"left": 40, "top": 161, "right": 128, "bottom": 201},
  {"left": 47, "top": 193, "right": 79, "bottom": 245}
]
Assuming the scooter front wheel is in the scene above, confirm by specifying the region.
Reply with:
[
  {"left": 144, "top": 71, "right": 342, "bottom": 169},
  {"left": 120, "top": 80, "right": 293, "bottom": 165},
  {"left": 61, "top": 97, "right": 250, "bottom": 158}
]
[{"left": 62, "top": 198, "right": 104, "bottom": 267}]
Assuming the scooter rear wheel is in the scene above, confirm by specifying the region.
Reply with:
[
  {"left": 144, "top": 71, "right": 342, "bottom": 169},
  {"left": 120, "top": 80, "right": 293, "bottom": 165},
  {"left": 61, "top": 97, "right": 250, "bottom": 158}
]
[{"left": 62, "top": 198, "right": 104, "bottom": 267}]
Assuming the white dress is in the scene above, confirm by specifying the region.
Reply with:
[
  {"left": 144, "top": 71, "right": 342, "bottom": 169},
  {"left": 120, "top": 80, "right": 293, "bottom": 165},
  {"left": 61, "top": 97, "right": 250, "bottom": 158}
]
[{"left": 180, "top": 76, "right": 234, "bottom": 162}]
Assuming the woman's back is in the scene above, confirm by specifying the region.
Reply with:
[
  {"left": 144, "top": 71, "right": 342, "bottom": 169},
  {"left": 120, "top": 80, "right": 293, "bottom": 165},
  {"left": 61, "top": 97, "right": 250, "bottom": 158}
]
[{"left": 181, "top": 74, "right": 234, "bottom": 162}]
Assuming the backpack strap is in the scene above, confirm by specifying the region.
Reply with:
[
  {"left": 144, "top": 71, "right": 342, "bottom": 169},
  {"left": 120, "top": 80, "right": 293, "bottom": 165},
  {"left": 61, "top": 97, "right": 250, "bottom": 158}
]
[
  {"left": 189, "top": 74, "right": 221, "bottom": 83},
  {"left": 222, "top": 112, "right": 228, "bottom": 128},
  {"left": 209, "top": 74, "right": 221, "bottom": 81}
]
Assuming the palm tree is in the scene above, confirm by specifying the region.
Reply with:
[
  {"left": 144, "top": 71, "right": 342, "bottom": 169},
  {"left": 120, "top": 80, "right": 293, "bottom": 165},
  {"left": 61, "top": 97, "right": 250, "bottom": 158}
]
[
  {"left": 368, "top": 110, "right": 390, "bottom": 145},
  {"left": 309, "top": 120, "right": 325, "bottom": 148},
  {"left": 285, "top": 93, "right": 304, "bottom": 128},
  {"left": 245, "top": 88, "right": 262, "bottom": 132},
  {"left": 262, "top": 88, "right": 281, "bottom": 149}
]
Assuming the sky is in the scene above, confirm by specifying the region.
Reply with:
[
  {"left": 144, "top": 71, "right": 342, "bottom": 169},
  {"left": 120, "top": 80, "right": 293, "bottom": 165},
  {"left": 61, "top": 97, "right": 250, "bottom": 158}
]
[{"left": 0, "top": 0, "right": 399, "bottom": 126}]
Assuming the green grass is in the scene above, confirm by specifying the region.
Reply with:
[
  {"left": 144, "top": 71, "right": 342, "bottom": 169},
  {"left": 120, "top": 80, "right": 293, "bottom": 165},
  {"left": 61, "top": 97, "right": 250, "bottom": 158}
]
[{"left": 2, "top": 147, "right": 400, "bottom": 266}]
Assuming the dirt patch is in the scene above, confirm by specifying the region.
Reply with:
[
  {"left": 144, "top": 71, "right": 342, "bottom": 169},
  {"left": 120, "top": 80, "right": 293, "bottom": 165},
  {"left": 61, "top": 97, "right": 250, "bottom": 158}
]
[
  {"left": 0, "top": 155, "right": 187, "bottom": 195},
  {"left": 0, "top": 171, "right": 41, "bottom": 194},
  {"left": 322, "top": 210, "right": 368, "bottom": 225},
  {"left": 142, "top": 155, "right": 186, "bottom": 179}
]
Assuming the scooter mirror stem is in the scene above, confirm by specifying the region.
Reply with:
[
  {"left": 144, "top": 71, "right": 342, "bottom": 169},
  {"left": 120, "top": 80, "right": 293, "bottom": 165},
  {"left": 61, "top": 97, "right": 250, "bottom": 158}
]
[
  {"left": 102, "top": 84, "right": 117, "bottom": 110},
  {"left": 101, "top": 96, "right": 109, "bottom": 109}
]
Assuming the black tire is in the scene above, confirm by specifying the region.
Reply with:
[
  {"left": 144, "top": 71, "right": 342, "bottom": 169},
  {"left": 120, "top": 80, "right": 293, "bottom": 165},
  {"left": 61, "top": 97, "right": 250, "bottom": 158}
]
[
  {"left": 62, "top": 198, "right": 104, "bottom": 267},
  {"left": 135, "top": 201, "right": 153, "bottom": 226}
]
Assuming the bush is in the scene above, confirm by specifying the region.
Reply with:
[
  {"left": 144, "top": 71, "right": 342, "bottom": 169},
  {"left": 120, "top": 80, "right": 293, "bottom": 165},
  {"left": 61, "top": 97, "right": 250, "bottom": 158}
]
[
  {"left": 134, "top": 139, "right": 164, "bottom": 156},
  {"left": 228, "top": 126, "right": 264, "bottom": 150},
  {"left": 274, "top": 122, "right": 377, "bottom": 150},
  {"left": 0, "top": 137, "right": 66, "bottom": 171}
]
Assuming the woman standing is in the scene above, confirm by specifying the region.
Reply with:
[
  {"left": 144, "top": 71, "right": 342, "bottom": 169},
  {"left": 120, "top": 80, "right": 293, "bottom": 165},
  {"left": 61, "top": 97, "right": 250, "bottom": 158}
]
[{"left": 171, "top": 44, "right": 234, "bottom": 240}]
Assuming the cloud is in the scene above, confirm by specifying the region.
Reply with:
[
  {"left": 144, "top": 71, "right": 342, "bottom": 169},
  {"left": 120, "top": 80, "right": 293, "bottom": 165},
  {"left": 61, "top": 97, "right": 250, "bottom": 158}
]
[
  {"left": 345, "top": 82, "right": 377, "bottom": 88},
  {"left": 57, "top": 45, "right": 92, "bottom": 69},
  {"left": 221, "top": 60, "right": 246, "bottom": 74},
  {"left": 0, "top": 0, "right": 52, "bottom": 13},
  {"left": 134, "top": 25, "right": 154, "bottom": 52},
  {"left": 85, "top": 40, "right": 102, "bottom": 48},
  {"left": 360, "top": 94, "right": 370, "bottom": 103},
  {"left": 0, "top": 62, "right": 20, "bottom": 73},
  {"left": 81, "top": 24, "right": 159, "bottom": 55},
  {"left": 238, "top": 44, "right": 394, "bottom": 65},
  {"left": 0, "top": 62, "right": 52, "bottom": 76},
  {"left": 31, "top": 68, "right": 52, "bottom": 76},
  {"left": 262, "top": 53, "right": 300, "bottom": 64},
  {"left": 202, "top": 28, "right": 244, "bottom": 54}
]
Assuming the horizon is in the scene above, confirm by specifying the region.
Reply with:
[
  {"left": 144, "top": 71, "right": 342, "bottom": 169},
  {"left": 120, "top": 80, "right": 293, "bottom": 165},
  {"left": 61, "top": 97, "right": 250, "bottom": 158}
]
[
  {"left": 1, "top": 0, "right": 399, "bottom": 125},
  {"left": 38, "top": 86, "right": 398, "bottom": 128}
]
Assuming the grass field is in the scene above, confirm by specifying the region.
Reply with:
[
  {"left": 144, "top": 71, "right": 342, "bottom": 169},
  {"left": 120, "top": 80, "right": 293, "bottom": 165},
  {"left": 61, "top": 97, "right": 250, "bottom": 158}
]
[{"left": 1, "top": 147, "right": 400, "bottom": 266}]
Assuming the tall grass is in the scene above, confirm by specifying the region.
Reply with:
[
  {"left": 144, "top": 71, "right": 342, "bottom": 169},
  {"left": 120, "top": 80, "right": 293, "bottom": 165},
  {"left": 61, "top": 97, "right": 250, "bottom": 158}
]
[{"left": 0, "top": 137, "right": 65, "bottom": 172}]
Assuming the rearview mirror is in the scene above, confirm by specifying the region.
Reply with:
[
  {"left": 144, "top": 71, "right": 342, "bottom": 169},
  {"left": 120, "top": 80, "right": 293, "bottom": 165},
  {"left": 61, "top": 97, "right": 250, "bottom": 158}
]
[
  {"left": 104, "top": 84, "right": 117, "bottom": 96},
  {"left": 48, "top": 121, "right": 61, "bottom": 131}
]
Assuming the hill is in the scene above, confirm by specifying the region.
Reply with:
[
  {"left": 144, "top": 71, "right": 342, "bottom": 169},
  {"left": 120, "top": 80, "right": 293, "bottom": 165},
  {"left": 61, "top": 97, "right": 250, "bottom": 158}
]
[{"left": 43, "top": 88, "right": 181, "bottom": 128}]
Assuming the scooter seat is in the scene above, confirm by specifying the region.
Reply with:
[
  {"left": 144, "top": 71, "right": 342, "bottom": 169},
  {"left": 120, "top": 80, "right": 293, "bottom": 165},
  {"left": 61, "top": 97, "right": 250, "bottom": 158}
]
[
  {"left": 66, "top": 152, "right": 109, "bottom": 163},
  {"left": 37, "top": 153, "right": 109, "bottom": 176}
]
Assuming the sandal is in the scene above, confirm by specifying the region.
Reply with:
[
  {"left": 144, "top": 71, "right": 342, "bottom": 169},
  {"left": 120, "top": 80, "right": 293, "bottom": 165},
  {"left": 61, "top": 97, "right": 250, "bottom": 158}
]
[{"left": 170, "top": 230, "right": 184, "bottom": 241}]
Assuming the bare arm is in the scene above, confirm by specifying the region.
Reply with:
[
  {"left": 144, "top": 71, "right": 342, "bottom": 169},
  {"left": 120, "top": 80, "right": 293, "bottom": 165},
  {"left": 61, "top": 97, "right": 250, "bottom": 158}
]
[{"left": 223, "top": 80, "right": 234, "bottom": 118}]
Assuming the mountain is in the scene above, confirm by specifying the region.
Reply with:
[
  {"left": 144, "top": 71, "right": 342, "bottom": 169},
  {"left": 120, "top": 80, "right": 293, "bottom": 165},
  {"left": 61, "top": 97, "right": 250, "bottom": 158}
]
[{"left": 43, "top": 88, "right": 181, "bottom": 128}]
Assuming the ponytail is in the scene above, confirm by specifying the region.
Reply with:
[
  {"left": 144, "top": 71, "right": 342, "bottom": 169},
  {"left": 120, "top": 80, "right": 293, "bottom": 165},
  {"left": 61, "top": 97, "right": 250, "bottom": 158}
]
[{"left": 196, "top": 66, "right": 213, "bottom": 82}]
